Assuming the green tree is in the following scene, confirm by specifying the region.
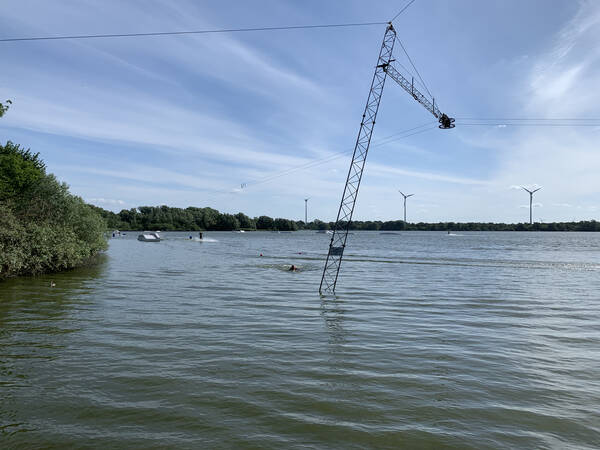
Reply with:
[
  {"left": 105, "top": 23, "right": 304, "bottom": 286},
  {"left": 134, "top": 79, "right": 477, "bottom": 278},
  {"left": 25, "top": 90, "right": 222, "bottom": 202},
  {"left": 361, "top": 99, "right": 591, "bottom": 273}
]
[
  {"left": 273, "top": 218, "right": 298, "bottom": 231},
  {"left": 0, "top": 144, "right": 107, "bottom": 279},
  {"left": 235, "top": 212, "right": 255, "bottom": 230},
  {"left": 119, "top": 208, "right": 141, "bottom": 229},
  {"left": 256, "top": 215, "right": 274, "bottom": 230},
  {"left": 201, "top": 207, "right": 220, "bottom": 230},
  {"left": 214, "top": 213, "right": 240, "bottom": 231},
  {"left": 312, "top": 219, "right": 330, "bottom": 230},
  {"left": 0, "top": 141, "right": 46, "bottom": 201},
  {"left": 0, "top": 99, "right": 11, "bottom": 118}
]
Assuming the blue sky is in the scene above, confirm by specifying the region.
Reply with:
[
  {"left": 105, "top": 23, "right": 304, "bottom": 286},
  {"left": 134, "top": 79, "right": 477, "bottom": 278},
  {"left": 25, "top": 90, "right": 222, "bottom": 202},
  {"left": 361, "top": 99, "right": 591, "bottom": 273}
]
[{"left": 1, "top": 0, "right": 599, "bottom": 223}]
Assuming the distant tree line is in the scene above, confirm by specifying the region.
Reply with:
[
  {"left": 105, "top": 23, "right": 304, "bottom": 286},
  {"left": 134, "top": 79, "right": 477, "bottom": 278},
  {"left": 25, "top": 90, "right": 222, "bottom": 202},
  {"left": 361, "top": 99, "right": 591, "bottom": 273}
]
[
  {"left": 90, "top": 205, "right": 301, "bottom": 231},
  {"left": 341, "top": 220, "right": 600, "bottom": 232},
  {"left": 92, "top": 205, "right": 600, "bottom": 232}
]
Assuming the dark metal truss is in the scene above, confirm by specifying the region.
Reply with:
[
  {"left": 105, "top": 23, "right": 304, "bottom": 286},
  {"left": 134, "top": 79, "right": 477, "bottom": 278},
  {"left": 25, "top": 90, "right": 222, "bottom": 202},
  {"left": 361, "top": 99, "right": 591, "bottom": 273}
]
[
  {"left": 319, "top": 23, "right": 396, "bottom": 295},
  {"left": 319, "top": 22, "right": 455, "bottom": 295},
  {"left": 384, "top": 62, "right": 455, "bottom": 129}
]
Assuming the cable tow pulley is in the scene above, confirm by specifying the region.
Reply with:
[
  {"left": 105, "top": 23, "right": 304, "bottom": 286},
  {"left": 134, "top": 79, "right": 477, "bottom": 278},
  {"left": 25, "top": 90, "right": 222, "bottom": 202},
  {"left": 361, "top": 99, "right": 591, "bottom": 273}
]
[{"left": 438, "top": 114, "right": 455, "bottom": 129}]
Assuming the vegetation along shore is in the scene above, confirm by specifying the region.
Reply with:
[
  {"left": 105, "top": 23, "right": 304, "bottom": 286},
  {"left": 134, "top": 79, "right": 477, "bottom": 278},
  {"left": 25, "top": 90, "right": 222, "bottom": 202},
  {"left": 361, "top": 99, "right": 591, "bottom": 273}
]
[
  {"left": 95, "top": 204, "right": 600, "bottom": 233},
  {"left": 0, "top": 142, "right": 107, "bottom": 280}
]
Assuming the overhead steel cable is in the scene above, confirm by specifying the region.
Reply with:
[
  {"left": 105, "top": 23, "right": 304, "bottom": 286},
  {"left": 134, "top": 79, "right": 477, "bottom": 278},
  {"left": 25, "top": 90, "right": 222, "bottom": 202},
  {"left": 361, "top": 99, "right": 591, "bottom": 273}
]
[
  {"left": 241, "top": 123, "right": 439, "bottom": 189},
  {"left": 370, "top": 121, "right": 438, "bottom": 147},
  {"left": 458, "top": 123, "right": 600, "bottom": 127},
  {"left": 456, "top": 117, "right": 600, "bottom": 121},
  {"left": 195, "top": 122, "right": 439, "bottom": 203},
  {"left": 0, "top": 22, "right": 387, "bottom": 43},
  {"left": 394, "top": 35, "right": 433, "bottom": 99},
  {"left": 244, "top": 117, "right": 599, "bottom": 192},
  {"left": 390, "top": 0, "right": 417, "bottom": 22}
]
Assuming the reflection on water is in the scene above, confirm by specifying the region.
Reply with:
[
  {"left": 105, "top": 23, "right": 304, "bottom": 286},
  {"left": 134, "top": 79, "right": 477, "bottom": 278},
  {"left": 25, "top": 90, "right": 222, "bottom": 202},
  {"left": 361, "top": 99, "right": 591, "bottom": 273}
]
[
  {"left": 321, "top": 298, "right": 347, "bottom": 348},
  {"left": 0, "top": 255, "right": 109, "bottom": 438},
  {"left": 1, "top": 232, "right": 599, "bottom": 448}
]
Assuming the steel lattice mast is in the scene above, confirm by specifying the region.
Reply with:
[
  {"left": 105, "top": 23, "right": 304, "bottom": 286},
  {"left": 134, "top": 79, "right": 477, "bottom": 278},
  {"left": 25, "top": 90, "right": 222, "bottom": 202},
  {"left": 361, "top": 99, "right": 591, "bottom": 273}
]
[
  {"left": 319, "top": 23, "right": 396, "bottom": 295},
  {"left": 319, "top": 23, "right": 454, "bottom": 295}
]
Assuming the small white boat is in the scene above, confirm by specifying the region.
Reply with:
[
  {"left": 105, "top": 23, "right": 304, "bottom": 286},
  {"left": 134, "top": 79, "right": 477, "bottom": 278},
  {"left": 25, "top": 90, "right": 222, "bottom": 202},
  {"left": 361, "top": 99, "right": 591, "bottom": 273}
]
[{"left": 137, "top": 231, "right": 161, "bottom": 242}]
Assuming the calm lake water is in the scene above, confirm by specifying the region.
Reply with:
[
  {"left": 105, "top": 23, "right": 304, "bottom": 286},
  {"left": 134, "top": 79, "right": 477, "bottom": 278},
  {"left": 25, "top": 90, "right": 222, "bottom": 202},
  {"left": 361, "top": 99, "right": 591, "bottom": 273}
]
[{"left": 1, "top": 231, "right": 599, "bottom": 448}]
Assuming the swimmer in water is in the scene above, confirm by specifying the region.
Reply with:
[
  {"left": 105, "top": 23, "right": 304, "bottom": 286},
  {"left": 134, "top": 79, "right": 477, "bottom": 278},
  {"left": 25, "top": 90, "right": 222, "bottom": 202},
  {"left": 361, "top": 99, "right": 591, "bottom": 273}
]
[{"left": 289, "top": 264, "right": 298, "bottom": 271}]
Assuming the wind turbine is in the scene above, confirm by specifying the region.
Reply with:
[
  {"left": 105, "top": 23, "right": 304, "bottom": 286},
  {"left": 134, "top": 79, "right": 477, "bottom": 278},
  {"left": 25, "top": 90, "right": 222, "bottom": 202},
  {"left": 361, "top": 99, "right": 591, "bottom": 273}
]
[
  {"left": 304, "top": 198, "right": 310, "bottom": 225},
  {"left": 521, "top": 186, "right": 541, "bottom": 224},
  {"left": 398, "top": 191, "right": 414, "bottom": 223}
]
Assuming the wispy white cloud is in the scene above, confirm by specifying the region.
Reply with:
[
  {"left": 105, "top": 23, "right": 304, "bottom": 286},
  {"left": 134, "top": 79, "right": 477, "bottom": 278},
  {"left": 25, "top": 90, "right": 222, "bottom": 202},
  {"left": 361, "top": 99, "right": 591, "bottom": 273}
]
[
  {"left": 87, "top": 198, "right": 126, "bottom": 206},
  {"left": 2, "top": 1, "right": 599, "bottom": 222},
  {"left": 486, "top": 1, "right": 600, "bottom": 222},
  {"left": 528, "top": 0, "right": 600, "bottom": 116},
  {"left": 369, "top": 163, "right": 491, "bottom": 186}
]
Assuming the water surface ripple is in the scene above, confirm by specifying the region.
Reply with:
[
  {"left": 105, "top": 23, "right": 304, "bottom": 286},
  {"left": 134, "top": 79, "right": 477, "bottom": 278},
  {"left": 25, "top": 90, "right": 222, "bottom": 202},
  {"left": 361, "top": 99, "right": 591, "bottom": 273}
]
[{"left": 1, "top": 231, "right": 599, "bottom": 448}]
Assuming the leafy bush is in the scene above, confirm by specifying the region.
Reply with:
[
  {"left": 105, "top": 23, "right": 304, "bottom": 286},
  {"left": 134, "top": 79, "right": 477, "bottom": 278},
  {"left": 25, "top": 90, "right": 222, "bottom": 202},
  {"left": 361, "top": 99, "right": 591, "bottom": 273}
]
[
  {"left": 0, "top": 141, "right": 107, "bottom": 279},
  {"left": 0, "top": 99, "right": 11, "bottom": 118}
]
